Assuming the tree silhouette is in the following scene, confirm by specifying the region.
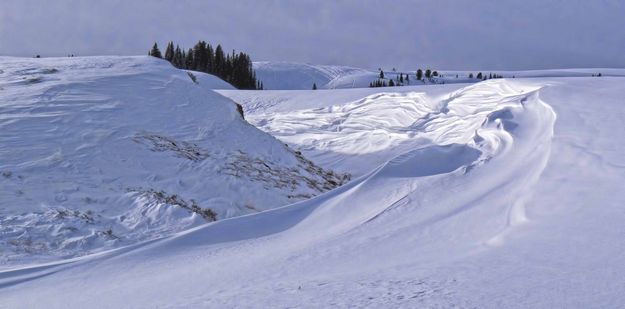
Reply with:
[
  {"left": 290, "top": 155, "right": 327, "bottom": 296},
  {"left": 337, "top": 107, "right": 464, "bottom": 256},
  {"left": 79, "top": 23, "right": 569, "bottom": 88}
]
[{"left": 149, "top": 43, "right": 162, "bottom": 58}]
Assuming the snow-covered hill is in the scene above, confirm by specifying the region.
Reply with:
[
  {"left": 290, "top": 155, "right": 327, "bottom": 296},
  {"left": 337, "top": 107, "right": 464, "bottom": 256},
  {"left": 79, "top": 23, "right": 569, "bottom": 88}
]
[
  {"left": 253, "top": 61, "right": 452, "bottom": 90},
  {"left": 254, "top": 61, "right": 625, "bottom": 90},
  {"left": 2, "top": 58, "right": 625, "bottom": 307},
  {"left": 253, "top": 61, "right": 372, "bottom": 90},
  {"left": 0, "top": 56, "right": 347, "bottom": 266}
]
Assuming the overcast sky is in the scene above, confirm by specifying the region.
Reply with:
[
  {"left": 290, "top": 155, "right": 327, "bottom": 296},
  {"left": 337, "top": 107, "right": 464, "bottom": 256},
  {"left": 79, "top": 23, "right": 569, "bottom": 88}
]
[{"left": 1, "top": 0, "right": 623, "bottom": 70}]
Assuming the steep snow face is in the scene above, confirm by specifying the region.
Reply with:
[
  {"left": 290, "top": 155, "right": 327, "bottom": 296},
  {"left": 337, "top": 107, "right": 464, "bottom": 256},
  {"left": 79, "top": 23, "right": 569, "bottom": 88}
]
[{"left": 0, "top": 56, "right": 347, "bottom": 266}]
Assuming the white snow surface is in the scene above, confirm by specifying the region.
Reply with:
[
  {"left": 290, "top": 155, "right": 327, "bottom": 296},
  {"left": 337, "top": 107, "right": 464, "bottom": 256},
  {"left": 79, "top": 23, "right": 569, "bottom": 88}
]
[
  {"left": 2, "top": 57, "right": 625, "bottom": 308},
  {"left": 0, "top": 56, "right": 346, "bottom": 267}
]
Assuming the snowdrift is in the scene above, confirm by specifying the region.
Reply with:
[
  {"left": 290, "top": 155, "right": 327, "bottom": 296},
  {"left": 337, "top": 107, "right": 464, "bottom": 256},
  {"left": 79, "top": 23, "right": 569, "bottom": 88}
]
[{"left": 0, "top": 56, "right": 347, "bottom": 266}]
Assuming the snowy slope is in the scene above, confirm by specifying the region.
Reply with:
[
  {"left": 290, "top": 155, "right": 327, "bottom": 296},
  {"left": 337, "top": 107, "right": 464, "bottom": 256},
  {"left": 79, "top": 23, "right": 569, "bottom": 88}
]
[
  {"left": 0, "top": 56, "right": 347, "bottom": 266},
  {"left": 253, "top": 61, "right": 449, "bottom": 90},
  {"left": 253, "top": 61, "right": 372, "bottom": 90},
  {"left": 254, "top": 61, "right": 625, "bottom": 90},
  {"left": 2, "top": 73, "right": 625, "bottom": 307}
]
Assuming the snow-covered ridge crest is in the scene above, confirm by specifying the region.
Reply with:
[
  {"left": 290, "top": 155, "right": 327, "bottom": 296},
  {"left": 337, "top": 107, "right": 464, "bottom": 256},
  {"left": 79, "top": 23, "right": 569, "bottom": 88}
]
[{"left": 0, "top": 56, "right": 348, "bottom": 266}]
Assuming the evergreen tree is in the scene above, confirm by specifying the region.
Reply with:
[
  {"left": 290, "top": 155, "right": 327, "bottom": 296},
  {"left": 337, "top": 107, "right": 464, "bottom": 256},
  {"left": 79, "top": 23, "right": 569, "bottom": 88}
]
[
  {"left": 399, "top": 73, "right": 404, "bottom": 83},
  {"left": 416, "top": 69, "right": 423, "bottom": 80},
  {"left": 312, "top": 83, "right": 317, "bottom": 90},
  {"left": 469, "top": 73, "right": 474, "bottom": 79},
  {"left": 185, "top": 48, "right": 194, "bottom": 69},
  {"left": 149, "top": 43, "right": 162, "bottom": 58},
  {"left": 476, "top": 72, "right": 483, "bottom": 79},
  {"left": 205, "top": 43, "right": 214, "bottom": 73},
  {"left": 379, "top": 70, "right": 385, "bottom": 79},
  {"left": 224, "top": 52, "right": 232, "bottom": 82},
  {"left": 173, "top": 45, "right": 183, "bottom": 68},
  {"left": 389, "top": 79, "right": 395, "bottom": 86},
  {"left": 154, "top": 40, "right": 259, "bottom": 90},
  {"left": 214, "top": 45, "right": 225, "bottom": 77},
  {"left": 193, "top": 41, "right": 207, "bottom": 71},
  {"left": 164, "top": 42, "right": 174, "bottom": 62},
  {"left": 425, "top": 69, "right": 432, "bottom": 79},
  {"left": 432, "top": 71, "right": 438, "bottom": 77}
]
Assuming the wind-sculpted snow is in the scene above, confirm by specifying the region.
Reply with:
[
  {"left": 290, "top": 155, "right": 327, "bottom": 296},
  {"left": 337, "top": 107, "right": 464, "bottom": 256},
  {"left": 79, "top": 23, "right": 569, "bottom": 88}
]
[
  {"left": 243, "top": 81, "right": 550, "bottom": 178},
  {"left": 0, "top": 56, "right": 347, "bottom": 267},
  {"left": 0, "top": 77, "right": 575, "bottom": 308}
]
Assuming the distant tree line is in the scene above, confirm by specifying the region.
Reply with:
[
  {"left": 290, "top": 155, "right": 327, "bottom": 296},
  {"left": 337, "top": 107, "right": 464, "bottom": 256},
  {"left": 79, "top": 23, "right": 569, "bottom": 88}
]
[
  {"left": 149, "top": 41, "right": 261, "bottom": 90},
  {"left": 469, "top": 72, "right": 504, "bottom": 80},
  {"left": 369, "top": 67, "right": 543, "bottom": 88},
  {"left": 369, "top": 68, "right": 515, "bottom": 87},
  {"left": 416, "top": 69, "right": 439, "bottom": 80},
  {"left": 370, "top": 68, "right": 441, "bottom": 88}
]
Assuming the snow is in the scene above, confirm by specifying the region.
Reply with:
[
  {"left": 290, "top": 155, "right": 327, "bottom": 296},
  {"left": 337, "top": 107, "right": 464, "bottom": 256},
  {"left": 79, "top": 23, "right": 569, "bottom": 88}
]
[
  {"left": 2, "top": 56, "right": 625, "bottom": 308},
  {"left": 253, "top": 61, "right": 625, "bottom": 90},
  {"left": 254, "top": 61, "right": 372, "bottom": 90},
  {"left": 0, "top": 56, "right": 346, "bottom": 267},
  {"left": 253, "top": 61, "right": 450, "bottom": 90}
]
